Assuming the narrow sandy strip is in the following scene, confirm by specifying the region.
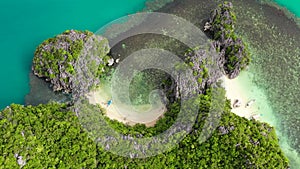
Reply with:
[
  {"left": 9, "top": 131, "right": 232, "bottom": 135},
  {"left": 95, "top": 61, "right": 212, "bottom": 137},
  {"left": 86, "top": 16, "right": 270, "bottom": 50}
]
[
  {"left": 220, "top": 70, "right": 279, "bottom": 126},
  {"left": 86, "top": 86, "right": 166, "bottom": 127}
]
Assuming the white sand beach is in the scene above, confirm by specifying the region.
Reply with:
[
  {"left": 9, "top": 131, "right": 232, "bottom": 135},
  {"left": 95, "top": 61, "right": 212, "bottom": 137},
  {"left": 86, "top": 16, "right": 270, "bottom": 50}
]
[
  {"left": 86, "top": 83, "right": 166, "bottom": 127},
  {"left": 87, "top": 70, "right": 276, "bottom": 128},
  {"left": 221, "top": 76, "right": 258, "bottom": 119},
  {"left": 221, "top": 71, "right": 276, "bottom": 125}
]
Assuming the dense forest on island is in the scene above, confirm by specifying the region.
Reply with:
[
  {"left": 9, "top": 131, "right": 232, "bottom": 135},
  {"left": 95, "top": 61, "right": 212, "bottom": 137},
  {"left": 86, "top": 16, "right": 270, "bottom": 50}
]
[{"left": 0, "top": 90, "right": 289, "bottom": 168}]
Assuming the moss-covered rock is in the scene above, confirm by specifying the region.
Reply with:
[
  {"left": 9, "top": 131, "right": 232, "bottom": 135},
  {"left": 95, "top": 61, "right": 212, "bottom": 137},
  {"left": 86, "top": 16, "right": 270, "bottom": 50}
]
[
  {"left": 206, "top": 1, "right": 251, "bottom": 79},
  {"left": 184, "top": 48, "right": 223, "bottom": 95},
  {"left": 32, "top": 30, "right": 111, "bottom": 93}
]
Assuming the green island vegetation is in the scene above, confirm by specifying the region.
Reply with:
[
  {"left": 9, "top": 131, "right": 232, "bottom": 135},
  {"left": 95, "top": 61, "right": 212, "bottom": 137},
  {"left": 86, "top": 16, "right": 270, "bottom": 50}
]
[
  {"left": 0, "top": 90, "right": 289, "bottom": 168},
  {"left": 206, "top": 1, "right": 251, "bottom": 79},
  {"left": 32, "top": 30, "right": 111, "bottom": 93},
  {"left": 0, "top": 1, "right": 291, "bottom": 168}
]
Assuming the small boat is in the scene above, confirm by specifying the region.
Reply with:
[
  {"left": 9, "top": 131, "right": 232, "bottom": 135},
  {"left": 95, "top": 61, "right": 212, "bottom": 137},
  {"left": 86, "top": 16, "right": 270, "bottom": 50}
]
[
  {"left": 233, "top": 99, "right": 242, "bottom": 108},
  {"left": 250, "top": 114, "right": 260, "bottom": 120},
  {"left": 245, "top": 99, "right": 255, "bottom": 108}
]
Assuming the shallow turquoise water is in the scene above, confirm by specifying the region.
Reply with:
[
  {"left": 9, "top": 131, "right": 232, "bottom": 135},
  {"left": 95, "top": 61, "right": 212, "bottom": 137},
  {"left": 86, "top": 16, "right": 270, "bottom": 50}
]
[
  {"left": 274, "top": 0, "right": 300, "bottom": 17},
  {"left": 0, "top": 0, "right": 147, "bottom": 109},
  {"left": 241, "top": 1, "right": 300, "bottom": 167}
]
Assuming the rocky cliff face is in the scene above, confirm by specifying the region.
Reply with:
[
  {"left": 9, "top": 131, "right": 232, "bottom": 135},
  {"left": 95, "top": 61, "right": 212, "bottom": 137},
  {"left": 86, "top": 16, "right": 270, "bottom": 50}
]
[
  {"left": 177, "top": 45, "right": 224, "bottom": 98},
  {"left": 205, "top": 2, "right": 250, "bottom": 79},
  {"left": 71, "top": 35, "right": 111, "bottom": 100},
  {"left": 32, "top": 30, "right": 111, "bottom": 94},
  {"left": 169, "top": 44, "right": 223, "bottom": 102}
]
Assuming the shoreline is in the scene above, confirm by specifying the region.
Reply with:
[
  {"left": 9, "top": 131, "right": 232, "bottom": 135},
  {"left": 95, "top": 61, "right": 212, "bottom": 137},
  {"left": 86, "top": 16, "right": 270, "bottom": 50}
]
[
  {"left": 86, "top": 83, "right": 166, "bottom": 127},
  {"left": 221, "top": 69, "right": 300, "bottom": 166},
  {"left": 221, "top": 75, "right": 259, "bottom": 120},
  {"left": 89, "top": 71, "right": 274, "bottom": 127},
  {"left": 221, "top": 71, "right": 277, "bottom": 126}
]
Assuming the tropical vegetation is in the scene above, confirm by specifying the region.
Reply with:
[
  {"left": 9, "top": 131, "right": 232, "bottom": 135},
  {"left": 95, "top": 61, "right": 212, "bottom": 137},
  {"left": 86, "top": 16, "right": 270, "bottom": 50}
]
[{"left": 0, "top": 90, "right": 289, "bottom": 168}]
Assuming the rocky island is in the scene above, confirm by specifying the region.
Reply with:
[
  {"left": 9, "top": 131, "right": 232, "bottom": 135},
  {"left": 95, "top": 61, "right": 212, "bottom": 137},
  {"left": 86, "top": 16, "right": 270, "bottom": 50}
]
[
  {"left": 32, "top": 30, "right": 111, "bottom": 93},
  {"left": 0, "top": 1, "right": 292, "bottom": 168}
]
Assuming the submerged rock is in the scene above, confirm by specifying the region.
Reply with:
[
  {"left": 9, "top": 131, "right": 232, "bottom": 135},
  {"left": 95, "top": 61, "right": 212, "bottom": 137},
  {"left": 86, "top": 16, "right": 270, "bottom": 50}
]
[{"left": 25, "top": 72, "right": 71, "bottom": 106}]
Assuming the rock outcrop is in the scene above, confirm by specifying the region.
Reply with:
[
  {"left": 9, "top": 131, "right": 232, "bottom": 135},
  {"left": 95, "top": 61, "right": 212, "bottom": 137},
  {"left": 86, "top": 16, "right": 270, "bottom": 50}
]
[
  {"left": 205, "top": 2, "right": 250, "bottom": 79},
  {"left": 173, "top": 45, "right": 224, "bottom": 100},
  {"left": 32, "top": 30, "right": 111, "bottom": 93}
]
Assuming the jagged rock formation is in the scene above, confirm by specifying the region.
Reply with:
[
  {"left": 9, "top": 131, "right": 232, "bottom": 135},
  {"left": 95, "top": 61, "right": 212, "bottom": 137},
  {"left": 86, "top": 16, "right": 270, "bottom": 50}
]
[
  {"left": 205, "top": 1, "right": 250, "bottom": 79},
  {"left": 173, "top": 44, "right": 223, "bottom": 100},
  {"left": 71, "top": 35, "right": 112, "bottom": 100},
  {"left": 32, "top": 30, "right": 111, "bottom": 93}
]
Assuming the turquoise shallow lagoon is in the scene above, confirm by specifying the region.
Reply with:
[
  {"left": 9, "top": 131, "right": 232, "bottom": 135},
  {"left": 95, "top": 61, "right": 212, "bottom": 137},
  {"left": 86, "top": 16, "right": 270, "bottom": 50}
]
[
  {"left": 234, "top": 0, "right": 300, "bottom": 167},
  {"left": 274, "top": 0, "right": 300, "bottom": 17},
  {"left": 0, "top": 0, "right": 147, "bottom": 109}
]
